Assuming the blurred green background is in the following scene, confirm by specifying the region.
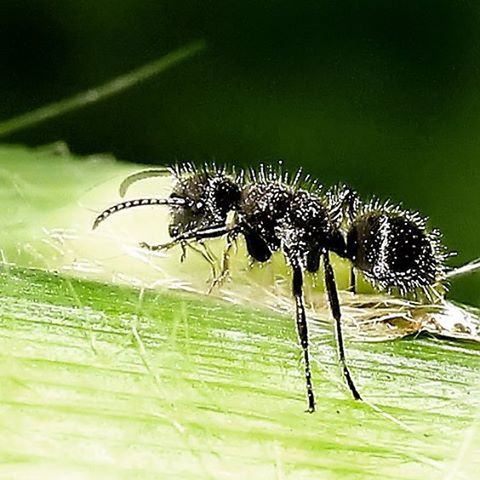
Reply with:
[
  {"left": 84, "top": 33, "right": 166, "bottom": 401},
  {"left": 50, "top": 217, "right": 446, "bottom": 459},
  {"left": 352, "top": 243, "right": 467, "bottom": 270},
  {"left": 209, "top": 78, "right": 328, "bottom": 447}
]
[{"left": 0, "top": 0, "right": 479, "bottom": 305}]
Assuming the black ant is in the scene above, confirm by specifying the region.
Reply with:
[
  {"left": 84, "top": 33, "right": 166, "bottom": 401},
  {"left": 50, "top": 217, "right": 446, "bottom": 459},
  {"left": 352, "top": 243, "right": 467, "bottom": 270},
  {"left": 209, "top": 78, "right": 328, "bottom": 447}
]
[{"left": 93, "top": 163, "right": 449, "bottom": 412}]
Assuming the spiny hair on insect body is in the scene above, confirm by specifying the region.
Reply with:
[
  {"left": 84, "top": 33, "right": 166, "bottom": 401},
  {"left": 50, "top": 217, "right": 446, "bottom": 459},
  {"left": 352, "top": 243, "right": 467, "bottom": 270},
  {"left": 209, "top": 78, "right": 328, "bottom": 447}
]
[{"left": 93, "top": 162, "right": 451, "bottom": 412}]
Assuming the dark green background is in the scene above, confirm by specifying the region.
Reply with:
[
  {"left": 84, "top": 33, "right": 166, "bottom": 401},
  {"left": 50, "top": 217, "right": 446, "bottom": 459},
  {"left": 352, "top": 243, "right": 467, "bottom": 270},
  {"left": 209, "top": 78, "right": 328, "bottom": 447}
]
[{"left": 0, "top": 1, "right": 479, "bottom": 305}]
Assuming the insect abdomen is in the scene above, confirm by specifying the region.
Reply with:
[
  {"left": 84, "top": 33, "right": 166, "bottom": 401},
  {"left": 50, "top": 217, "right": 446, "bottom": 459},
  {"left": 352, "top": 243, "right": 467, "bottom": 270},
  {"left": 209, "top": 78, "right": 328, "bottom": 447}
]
[{"left": 347, "top": 213, "right": 440, "bottom": 293}]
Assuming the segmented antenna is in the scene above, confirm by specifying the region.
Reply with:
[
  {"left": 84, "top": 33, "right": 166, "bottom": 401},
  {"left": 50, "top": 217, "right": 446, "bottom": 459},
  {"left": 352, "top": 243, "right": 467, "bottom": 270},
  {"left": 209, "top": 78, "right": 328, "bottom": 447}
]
[
  {"left": 119, "top": 169, "right": 168, "bottom": 197},
  {"left": 92, "top": 197, "right": 187, "bottom": 230}
]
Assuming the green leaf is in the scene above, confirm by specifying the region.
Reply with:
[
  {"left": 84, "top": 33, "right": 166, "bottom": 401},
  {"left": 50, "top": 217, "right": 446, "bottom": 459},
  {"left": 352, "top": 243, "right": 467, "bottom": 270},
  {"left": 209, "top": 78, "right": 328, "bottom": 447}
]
[{"left": 0, "top": 144, "right": 479, "bottom": 479}]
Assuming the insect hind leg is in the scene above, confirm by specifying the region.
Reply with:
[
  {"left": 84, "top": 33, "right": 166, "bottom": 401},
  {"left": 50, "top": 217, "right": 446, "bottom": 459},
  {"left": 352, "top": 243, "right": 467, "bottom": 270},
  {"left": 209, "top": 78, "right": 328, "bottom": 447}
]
[{"left": 323, "top": 252, "right": 362, "bottom": 400}]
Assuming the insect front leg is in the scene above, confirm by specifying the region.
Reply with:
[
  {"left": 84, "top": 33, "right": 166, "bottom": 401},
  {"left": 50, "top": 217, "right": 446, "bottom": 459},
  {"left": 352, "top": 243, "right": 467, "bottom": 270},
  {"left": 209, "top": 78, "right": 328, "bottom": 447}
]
[
  {"left": 140, "top": 239, "right": 189, "bottom": 263},
  {"left": 323, "top": 252, "right": 362, "bottom": 400},
  {"left": 140, "top": 224, "right": 235, "bottom": 252},
  {"left": 207, "top": 232, "right": 236, "bottom": 294},
  {"left": 187, "top": 242, "right": 218, "bottom": 277},
  {"left": 290, "top": 257, "right": 316, "bottom": 413}
]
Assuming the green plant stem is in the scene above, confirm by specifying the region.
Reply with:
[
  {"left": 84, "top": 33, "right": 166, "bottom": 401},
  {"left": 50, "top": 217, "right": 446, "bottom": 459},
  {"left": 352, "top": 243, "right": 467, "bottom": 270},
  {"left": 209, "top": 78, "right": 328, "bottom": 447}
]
[{"left": 0, "top": 39, "right": 206, "bottom": 137}]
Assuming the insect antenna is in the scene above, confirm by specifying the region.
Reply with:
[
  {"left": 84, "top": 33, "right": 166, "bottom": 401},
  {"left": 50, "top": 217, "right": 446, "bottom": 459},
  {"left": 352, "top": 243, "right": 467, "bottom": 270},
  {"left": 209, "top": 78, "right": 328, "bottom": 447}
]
[
  {"left": 118, "top": 169, "right": 168, "bottom": 197},
  {"left": 93, "top": 197, "right": 188, "bottom": 230}
]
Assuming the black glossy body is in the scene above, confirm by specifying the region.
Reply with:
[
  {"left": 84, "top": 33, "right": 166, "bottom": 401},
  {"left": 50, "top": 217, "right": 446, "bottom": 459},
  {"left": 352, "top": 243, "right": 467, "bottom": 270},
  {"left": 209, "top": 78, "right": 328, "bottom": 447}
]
[
  {"left": 168, "top": 173, "right": 348, "bottom": 275},
  {"left": 345, "top": 212, "right": 439, "bottom": 293},
  {"left": 94, "top": 165, "right": 448, "bottom": 411}
]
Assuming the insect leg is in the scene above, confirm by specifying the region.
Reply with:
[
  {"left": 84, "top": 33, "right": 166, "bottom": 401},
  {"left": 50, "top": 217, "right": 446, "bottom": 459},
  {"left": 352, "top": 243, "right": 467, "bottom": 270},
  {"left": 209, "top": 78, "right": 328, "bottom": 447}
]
[
  {"left": 323, "top": 252, "right": 362, "bottom": 400},
  {"left": 207, "top": 233, "right": 235, "bottom": 294},
  {"left": 291, "top": 258, "right": 316, "bottom": 413},
  {"left": 243, "top": 228, "right": 272, "bottom": 262},
  {"left": 140, "top": 224, "right": 235, "bottom": 251},
  {"left": 306, "top": 247, "right": 322, "bottom": 273},
  {"left": 349, "top": 267, "right": 356, "bottom": 294},
  {"left": 188, "top": 242, "right": 218, "bottom": 279}
]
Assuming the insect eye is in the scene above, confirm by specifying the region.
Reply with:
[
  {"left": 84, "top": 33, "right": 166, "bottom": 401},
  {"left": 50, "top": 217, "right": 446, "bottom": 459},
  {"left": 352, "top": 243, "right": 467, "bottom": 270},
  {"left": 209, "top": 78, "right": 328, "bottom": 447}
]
[{"left": 169, "top": 225, "right": 180, "bottom": 237}]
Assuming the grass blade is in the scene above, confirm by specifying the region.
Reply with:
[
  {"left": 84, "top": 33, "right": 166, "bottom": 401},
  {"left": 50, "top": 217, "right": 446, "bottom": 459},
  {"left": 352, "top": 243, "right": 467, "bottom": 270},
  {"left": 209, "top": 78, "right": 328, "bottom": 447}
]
[{"left": 0, "top": 39, "right": 206, "bottom": 137}]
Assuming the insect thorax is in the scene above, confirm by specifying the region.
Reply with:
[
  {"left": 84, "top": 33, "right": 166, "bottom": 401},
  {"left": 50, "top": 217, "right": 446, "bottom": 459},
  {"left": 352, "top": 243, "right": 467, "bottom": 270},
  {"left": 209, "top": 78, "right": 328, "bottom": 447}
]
[{"left": 239, "top": 181, "right": 337, "bottom": 269}]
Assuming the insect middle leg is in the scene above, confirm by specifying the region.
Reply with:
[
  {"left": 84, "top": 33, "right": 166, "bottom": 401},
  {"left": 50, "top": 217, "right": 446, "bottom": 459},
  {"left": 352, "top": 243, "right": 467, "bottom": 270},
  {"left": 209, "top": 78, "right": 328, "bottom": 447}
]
[{"left": 291, "top": 258, "right": 316, "bottom": 413}]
